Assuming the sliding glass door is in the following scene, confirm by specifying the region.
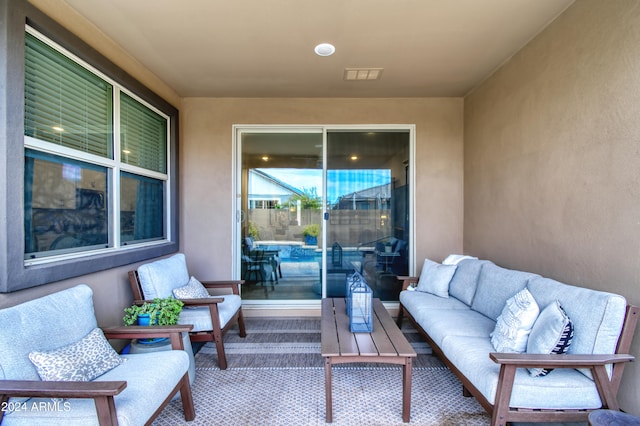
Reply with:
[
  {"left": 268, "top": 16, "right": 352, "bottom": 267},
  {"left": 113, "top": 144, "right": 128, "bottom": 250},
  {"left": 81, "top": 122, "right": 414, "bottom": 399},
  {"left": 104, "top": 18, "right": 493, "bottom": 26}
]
[
  {"left": 236, "top": 126, "right": 412, "bottom": 304},
  {"left": 325, "top": 130, "right": 410, "bottom": 301}
]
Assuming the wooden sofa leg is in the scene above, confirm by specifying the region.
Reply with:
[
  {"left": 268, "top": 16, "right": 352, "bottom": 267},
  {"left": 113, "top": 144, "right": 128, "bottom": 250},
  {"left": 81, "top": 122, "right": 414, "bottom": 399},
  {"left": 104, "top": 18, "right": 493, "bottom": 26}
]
[
  {"left": 178, "top": 373, "right": 196, "bottom": 421},
  {"left": 396, "top": 304, "right": 404, "bottom": 328},
  {"left": 462, "top": 385, "right": 472, "bottom": 397}
]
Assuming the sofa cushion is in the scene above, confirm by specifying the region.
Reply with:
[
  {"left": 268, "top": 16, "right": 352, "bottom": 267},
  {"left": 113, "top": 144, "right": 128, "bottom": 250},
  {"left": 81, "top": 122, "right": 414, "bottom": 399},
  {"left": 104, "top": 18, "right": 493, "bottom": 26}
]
[
  {"left": 414, "top": 308, "right": 496, "bottom": 349},
  {"left": 0, "top": 284, "right": 98, "bottom": 381},
  {"left": 527, "top": 276, "right": 626, "bottom": 379},
  {"left": 471, "top": 263, "right": 538, "bottom": 321},
  {"left": 441, "top": 335, "right": 604, "bottom": 409},
  {"left": 490, "top": 288, "right": 540, "bottom": 353},
  {"left": 415, "top": 259, "right": 457, "bottom": 298},
  {"left": 527, "top": 300, "right": 574, "bottom": 377},
  {"left": 137, "top": 253, "right": 190, "bottom": 299},
  {"left": 173, "top": 276, "right": 210, "bottom": 299},
  {"left": 399, "top": 289, "right": 470, "bottom": 314},
  {"left": 28, "top": 328, "right": 122, "bottom": 382},
  {"left": 447, "top": 259, "right": 491, "bottom": 306}
]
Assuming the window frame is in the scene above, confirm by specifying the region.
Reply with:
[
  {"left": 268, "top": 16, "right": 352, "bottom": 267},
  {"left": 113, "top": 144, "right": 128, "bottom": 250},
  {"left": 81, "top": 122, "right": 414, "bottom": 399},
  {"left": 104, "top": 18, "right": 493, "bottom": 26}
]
[{"left": 0, "top": 1, "right": 179, "bottom": 292}]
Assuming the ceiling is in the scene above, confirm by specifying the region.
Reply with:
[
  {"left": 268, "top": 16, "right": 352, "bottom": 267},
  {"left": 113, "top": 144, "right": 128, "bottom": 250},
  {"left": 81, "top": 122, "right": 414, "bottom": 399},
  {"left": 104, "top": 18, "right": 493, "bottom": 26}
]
[{"left": 62, "top": 0, "right": 574, "bottom": 98}]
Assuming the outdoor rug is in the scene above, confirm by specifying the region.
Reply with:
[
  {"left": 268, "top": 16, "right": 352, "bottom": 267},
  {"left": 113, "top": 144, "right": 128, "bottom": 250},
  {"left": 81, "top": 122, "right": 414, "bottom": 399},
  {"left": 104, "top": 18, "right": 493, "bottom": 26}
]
[{"left": 153, "top": 318, "right": 491, "bottom": 426}]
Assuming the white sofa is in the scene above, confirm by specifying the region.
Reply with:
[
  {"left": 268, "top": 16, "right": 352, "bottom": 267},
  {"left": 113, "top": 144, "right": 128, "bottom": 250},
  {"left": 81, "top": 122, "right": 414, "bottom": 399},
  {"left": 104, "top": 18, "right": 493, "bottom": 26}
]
[{"left": 397, "top": 256, "right": 638, "bottom": 426}]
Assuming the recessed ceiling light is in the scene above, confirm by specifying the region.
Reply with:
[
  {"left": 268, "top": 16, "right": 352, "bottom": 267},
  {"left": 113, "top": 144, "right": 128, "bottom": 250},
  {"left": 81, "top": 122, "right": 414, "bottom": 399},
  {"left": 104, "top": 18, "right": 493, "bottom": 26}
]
[
  {"left": 52, "top": 126, "right": 64, "bottom": 132},
  {"left": 314, "top": 43, "right": 335, "bottom": 57}
]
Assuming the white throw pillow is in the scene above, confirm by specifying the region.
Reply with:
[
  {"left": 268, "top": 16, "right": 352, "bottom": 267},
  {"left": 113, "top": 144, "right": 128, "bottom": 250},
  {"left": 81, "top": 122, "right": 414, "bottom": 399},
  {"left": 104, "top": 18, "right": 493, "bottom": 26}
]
[
  {"left": 173, "top": 276, "right": 210, "bottom": 299},
  {"left": 415, "top": 259, "right": 457, "bottom": 298},
  {"left": 29, "top": 328, "right": 122, "bottom": 381},
  {"left": 490, "top": 288, "right": 540, "bottom": 353}
]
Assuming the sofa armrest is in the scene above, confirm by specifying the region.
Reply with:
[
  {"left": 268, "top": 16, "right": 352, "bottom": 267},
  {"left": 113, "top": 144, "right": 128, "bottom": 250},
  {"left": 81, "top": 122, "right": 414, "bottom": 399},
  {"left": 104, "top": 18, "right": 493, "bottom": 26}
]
[
  {"left": 102, "top": 324, "right": 193, "bottom": 350},
  {"left": 0, "top": 380, "right": 126, "bottom": 424},
  {"left": 490, "top": 352, "right": 635, "bottom": 419},
  {"left": 490, "top": 352, "right": 635, "bottom": 368},
  {"left": 398, "top": 276, "right": 419, "bottom": 291}
]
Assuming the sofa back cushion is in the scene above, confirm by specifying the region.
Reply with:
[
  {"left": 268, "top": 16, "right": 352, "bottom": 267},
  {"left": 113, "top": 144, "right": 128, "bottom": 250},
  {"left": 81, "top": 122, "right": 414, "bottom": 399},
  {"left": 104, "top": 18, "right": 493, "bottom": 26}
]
[
  {"left": 471, "top": 263, "right": 539, "bottom": 321},
  {"left": 448, "top": 259, "right": 491, "bottom": 306},
  {"left": 137, "top": 253, "right": 190, "bottom": 299},
  {"left": 0, "top": 284, "right": 98, "bottom": 381},
  {"left": 527, "top": 276, "right": 626, "bottom": 361}
]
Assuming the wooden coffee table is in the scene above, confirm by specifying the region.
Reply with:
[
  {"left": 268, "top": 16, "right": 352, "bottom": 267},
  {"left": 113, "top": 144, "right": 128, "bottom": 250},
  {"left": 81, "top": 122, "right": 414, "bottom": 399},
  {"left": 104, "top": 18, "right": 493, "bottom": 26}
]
[{"left": 321, "top": 297, "right": 417, "bottom": 423}]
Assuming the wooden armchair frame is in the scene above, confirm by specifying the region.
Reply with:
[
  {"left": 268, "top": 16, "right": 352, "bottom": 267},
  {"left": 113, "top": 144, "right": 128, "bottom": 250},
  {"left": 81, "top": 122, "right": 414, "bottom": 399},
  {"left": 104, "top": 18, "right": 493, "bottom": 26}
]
[
  {"left": 0, "top": 324, "right": 195, "bottom": 426},
  {"left": 129, "top": 271, "right": 247, "bottom": 370},
  {"left": 396, "top": 277, "right": 639, "bottom": 426}
]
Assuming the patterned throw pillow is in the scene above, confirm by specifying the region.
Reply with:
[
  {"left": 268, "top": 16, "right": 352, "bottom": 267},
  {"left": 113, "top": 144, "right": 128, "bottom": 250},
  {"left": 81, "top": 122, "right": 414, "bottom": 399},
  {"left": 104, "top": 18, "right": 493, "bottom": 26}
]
[
  {"left": 490, "top": 287, "right": 540, "bottom": 353},
  {"left": 527, "top": 300, "right": 574, "bottom": 377},
  {"left": 173, "top": 276, "right": 210, "bottom": 299},
  {"left": 29, "top": 328, "right": 122, "bottom": 381}
]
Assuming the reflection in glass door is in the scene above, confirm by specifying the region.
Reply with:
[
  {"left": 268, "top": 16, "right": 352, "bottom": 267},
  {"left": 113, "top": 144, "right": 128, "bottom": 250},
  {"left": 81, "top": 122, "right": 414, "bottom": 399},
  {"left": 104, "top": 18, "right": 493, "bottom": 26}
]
[
  {"left": 237, "top": 127, "right": 412, "bottom": 303},
  {"left": 326, "top": 130, "right": 410, "bottom": 302},
  {"left": 239, "top": 131, "right": 324, "bottom": 301}
]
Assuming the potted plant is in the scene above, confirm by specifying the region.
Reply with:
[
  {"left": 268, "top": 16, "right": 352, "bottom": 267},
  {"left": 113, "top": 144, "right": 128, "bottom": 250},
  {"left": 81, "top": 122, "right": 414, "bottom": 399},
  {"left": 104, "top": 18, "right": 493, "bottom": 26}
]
[
  {"left": 123, "top": 297, "right": 184, "bottom": 326},
  {"left": 302, "top": 223, "right": 320, "bottom": 245}
]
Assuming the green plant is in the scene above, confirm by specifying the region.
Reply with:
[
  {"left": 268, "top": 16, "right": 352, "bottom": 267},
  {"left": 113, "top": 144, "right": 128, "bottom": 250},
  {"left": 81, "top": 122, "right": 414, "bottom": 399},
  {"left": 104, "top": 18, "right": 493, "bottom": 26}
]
[
  {"left": 123, "top": 297, "right": 184, "bottom": 326},
  {"left": 302, "top": 223, "right": 320, "bottom": 237},
  {"left": 287, "top": 187, "right": 321, "bottom": 209},
  {"left": 247, "top": 221, "right": 260, "bottom": 239}
]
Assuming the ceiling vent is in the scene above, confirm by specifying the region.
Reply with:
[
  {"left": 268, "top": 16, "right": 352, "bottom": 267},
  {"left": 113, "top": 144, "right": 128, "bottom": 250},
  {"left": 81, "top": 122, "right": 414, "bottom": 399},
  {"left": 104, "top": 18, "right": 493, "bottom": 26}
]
[{"left": 343, "top": 68, "right": 384, "bottom": 81}]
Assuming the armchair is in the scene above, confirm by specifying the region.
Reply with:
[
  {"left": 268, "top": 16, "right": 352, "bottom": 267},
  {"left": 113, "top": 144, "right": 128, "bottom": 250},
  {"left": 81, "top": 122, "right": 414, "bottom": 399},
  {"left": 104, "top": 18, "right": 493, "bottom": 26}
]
[
  {"left": 128, "top": 253, "right": 246, "bottom": 370},
  {"left": 0, "top": 284, "right": 195, "bottom": 426}
]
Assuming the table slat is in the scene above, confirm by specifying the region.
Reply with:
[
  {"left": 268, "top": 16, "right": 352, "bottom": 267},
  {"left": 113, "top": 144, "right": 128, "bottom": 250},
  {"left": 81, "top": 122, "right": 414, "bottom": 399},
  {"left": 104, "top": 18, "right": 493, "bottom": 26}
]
[{"left": 374, "top": 299, "right": 416, "bottom": 357}]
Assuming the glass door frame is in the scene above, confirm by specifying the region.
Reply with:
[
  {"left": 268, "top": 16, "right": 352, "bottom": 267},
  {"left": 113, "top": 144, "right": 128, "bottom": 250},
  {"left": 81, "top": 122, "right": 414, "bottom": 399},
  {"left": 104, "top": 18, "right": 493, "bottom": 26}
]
[{"left": 232, "top": 124, "right": 416, "bottom": 309}]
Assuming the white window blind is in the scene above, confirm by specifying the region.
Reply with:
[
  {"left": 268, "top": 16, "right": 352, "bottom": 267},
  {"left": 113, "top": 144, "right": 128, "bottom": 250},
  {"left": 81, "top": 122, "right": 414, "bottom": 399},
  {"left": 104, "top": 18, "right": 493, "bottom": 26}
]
[
  {"left": 24, "top": 32, "right": 113, "bottom": 158},
  {"left": 120, "top": 92, "right": 167, "bottom": 174}
]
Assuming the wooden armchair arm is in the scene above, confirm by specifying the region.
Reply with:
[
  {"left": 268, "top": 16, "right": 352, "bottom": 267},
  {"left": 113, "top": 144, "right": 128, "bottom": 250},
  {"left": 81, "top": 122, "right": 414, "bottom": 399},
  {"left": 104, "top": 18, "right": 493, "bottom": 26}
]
[
  {"left": 180, "top": 297, "right": 224, "bottom": 305},
  {"left": 201, "top": 280, "right": 243, "bottom": 295},
  {"left": 102, "top": 324, "right": 193, "bottom": 350},
  {"left": 490, "top": 352, "right": 634, "bottom": 368},
  {"left": 0, "top": 380, "right": 126, "bottom": 425},
  {"left": 398, "top": 276, "right": 419, "bottom": 291},
  {"left": 0, "top": 379, "right": 126, "bottom": 398}
]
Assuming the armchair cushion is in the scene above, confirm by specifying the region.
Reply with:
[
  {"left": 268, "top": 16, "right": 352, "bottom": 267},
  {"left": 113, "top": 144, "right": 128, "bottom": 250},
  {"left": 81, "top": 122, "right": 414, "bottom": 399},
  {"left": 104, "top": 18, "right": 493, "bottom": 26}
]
[
  {"left": 137, "top": 253, "right": 190, "bottom": 299},
  {"left": 2, "top": 351, "right": 189, "bottom": 426},
  {"left": 0, "top": 285, "right": 98, "bottom": 381},
  {"left": 179, "top": 295, "right": 242, "bottom": 331},
  {"left": 173, "top": 276, "right": 210, "bottom": 299},
  {"left": 28, "top": 328, "right": 122, "bottom": 381}
]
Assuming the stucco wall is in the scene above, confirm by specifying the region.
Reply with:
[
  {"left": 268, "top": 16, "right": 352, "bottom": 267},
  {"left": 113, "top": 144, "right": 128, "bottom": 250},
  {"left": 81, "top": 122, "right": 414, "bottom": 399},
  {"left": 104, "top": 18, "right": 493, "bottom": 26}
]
[
  {"left": 180, "top": 98, "right": 464, "bottom": 279},
  {"left": 464, "top": 0, "right": 640, "bottom": 413}
]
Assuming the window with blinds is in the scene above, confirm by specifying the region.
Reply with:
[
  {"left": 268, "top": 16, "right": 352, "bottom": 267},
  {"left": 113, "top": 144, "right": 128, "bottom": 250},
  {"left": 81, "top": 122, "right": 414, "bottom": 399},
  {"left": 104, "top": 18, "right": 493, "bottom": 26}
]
[
  {"left": 23, "top": 28, "right": 170, "bottom": 261},
  {"left": 25, "top": 32, "right": 113, "bottom": 158}
]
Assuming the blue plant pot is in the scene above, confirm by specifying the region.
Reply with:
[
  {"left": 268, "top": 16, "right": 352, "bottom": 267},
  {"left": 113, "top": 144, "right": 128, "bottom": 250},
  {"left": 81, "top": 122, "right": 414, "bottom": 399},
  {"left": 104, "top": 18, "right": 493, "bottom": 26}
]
[{"left": 137, "top": 313, "right": 151, "bottom": 326}]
